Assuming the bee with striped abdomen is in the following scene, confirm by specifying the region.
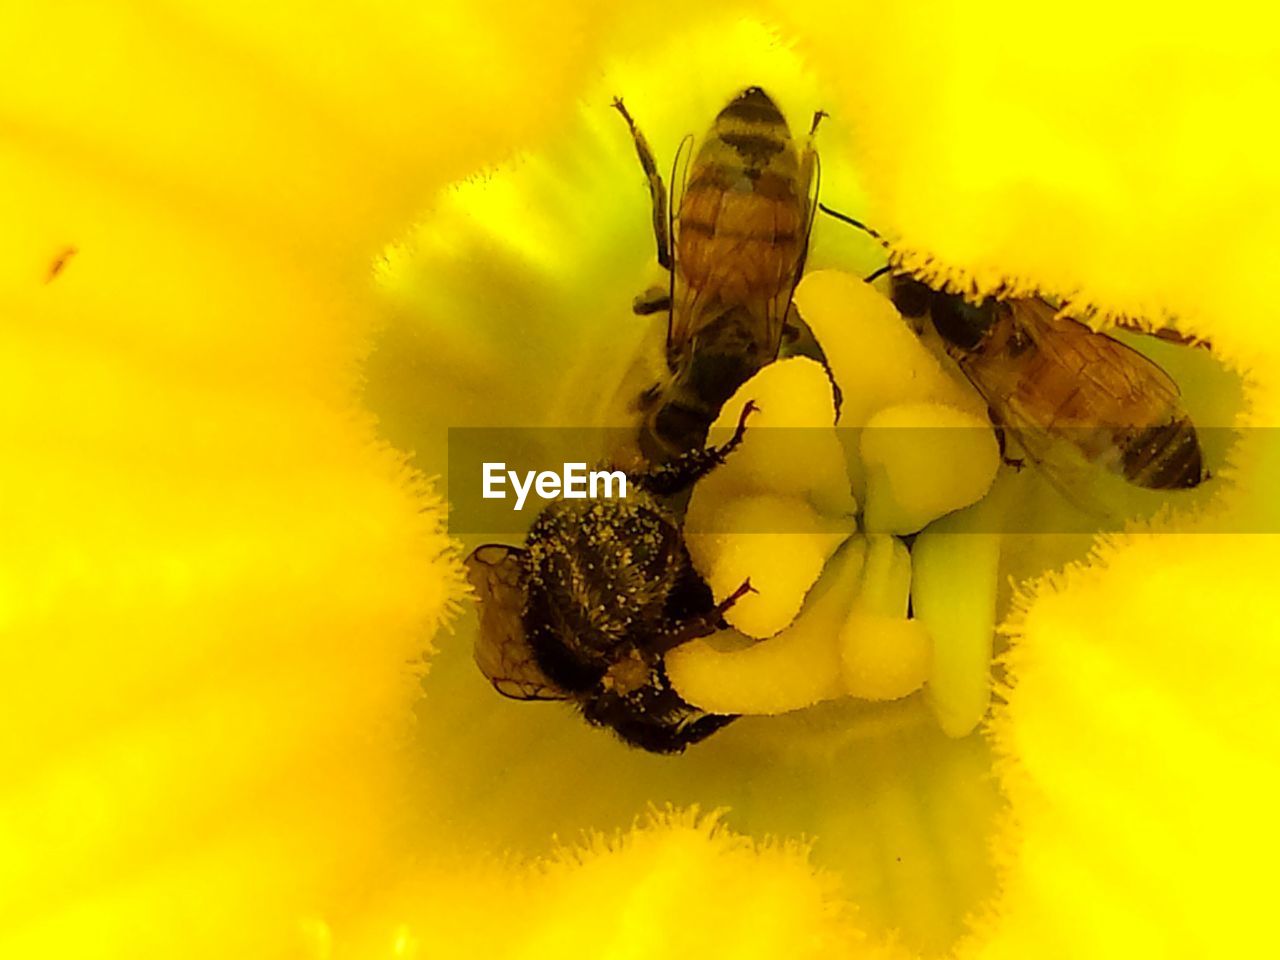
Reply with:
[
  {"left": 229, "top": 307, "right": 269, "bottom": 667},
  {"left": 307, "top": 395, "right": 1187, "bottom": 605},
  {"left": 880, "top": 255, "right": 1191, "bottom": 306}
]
[
  {"left": 614, "top": 87, "right": 826, "bottom": 461},
  {"left": 891, "top": 278, "right": 1204, "bottom": 491},
  {"left": 821, "top": 207, "right": 1205, "bottom": 491}
]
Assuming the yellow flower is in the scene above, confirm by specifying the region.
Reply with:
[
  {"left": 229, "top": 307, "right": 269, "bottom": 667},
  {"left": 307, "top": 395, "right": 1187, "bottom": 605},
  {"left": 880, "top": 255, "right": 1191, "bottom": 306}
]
[{"left": 2, "top": 2, "right": 1278, "bottom": 959}]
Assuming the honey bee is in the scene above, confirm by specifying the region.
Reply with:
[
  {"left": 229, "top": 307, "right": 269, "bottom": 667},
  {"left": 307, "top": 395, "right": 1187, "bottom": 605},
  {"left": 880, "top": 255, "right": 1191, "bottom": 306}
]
[
  {"left": 465, "top": 404, "right": 755, "bottom": 753},
  {"left": 821, "top": 206, "right": 1205, "bottom": 490},
  {"left": 614, "top": 87, "right": 825, "bottom": 461}
]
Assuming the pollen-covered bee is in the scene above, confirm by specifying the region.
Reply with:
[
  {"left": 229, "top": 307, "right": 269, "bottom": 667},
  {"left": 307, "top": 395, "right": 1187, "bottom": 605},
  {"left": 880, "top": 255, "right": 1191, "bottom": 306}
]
[
  {"left": 820, "top": 206, "right": 1206, "bottom": 491},
  {"left": 614, "top": 87, "right": 825, "bottom": 461},
  {"left": 465, "top": 404, "right": 755, "bottom": 753}
]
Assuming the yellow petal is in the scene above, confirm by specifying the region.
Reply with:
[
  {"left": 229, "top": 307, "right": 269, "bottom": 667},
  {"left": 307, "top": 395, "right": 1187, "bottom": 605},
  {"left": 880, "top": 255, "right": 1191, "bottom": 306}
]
[
  {"left": 5, "top": 1, "right": 1277, "bottom": 958},
  {"left": 0, "top": 1, "right": 617, "bottom": 956}
]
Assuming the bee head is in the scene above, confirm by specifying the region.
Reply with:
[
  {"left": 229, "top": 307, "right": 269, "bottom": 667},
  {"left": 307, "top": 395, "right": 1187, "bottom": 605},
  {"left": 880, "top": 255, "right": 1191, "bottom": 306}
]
[
  {"left": 890, "top": 275, "right": 935, "bottom": 319},
  {"left": 930, "top": 293, "right": 997, "bottom": 351}
]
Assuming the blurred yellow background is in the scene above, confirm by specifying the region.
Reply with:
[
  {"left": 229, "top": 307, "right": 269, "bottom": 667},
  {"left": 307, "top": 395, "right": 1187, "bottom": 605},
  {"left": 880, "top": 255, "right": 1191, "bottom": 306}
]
[{"left": 2, "top": 2, "right": 1278, "bottom": 958}]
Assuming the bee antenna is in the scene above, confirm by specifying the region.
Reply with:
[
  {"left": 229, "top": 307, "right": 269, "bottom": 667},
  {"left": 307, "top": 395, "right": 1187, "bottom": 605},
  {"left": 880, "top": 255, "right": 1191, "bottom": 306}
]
[
  {"left": 817, "top": 203, "right": 888, "bottom": 246},
  {"left": 863, "top": 264, "right": 893, "bottom": 284}
]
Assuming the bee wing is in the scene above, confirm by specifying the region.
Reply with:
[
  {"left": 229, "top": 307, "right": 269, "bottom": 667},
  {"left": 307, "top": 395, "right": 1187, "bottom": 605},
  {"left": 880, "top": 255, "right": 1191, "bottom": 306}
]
[
  {"left": 794, "top": 146, "right": 821, "bottom": 281},
  {"left": 765, "top": 148, "right": 823, "bottom": 361},
  {"left": 671, "top": 172, "right": 807, "bottom": 365},
  {"left": 977, "top": 298, "right": 1185, "bottom": 519},
  {"left": 665, "top": 133, "right": 696, "bottom": 354},
  {"left": 465, "top": 544, "right": 569, "bottom": 702},
  {"left": 1015, "top": 298, "right": 1183, "bottom": 412},
  {"left": 995, "top": 413, "right": 1118, "bottom": 522}
]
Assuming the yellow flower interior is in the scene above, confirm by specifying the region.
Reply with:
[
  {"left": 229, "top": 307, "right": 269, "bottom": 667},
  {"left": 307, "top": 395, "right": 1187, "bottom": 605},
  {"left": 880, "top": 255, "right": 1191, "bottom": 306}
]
[
  {"left": 369, "top": 12, "right": 1261, "bottom": 956},
  {"left": 6, "top": 2, "right": 1268, "bottom": 958}
]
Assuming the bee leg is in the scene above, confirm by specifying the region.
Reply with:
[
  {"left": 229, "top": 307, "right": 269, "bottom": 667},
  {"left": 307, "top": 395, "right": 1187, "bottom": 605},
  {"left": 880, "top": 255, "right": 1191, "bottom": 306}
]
[
  {"left": 713, "top": 578, "right": 756, "bottom": 620},
  {"left": 653, "top": 617, "right": 717, "bottom": 652},
  {"left": 632, "top": 383, "right": 663, "bottom": 414},
  {"left": 816, "top": 203, "right": 888, "bottom": 245},
  {"left": 654, "top": 580, "right": 754, "bottom": 653},
  {"left": 633, "top": 285, "right": 671, "bottom": 316},
  {"left": 611, "top": 97, "right": 672, "bottom": 272},
  {"left": 890, "top": 276, "right": 934, "bottom": 326},
  {"left": 990, "top": 416, "right": 1025, "bottom": 471},
  {"left": 631, "top": 401, "right": 757, "bottom": 496}
]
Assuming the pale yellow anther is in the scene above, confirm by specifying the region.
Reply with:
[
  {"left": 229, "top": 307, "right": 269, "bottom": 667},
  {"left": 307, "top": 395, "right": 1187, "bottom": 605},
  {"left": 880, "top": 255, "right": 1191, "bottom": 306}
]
[
  {"left": 667, "top": 539, "right": 866, "bottom": 715},
  {"left": 791, "top": 270, "right": 988, "bottom": 428},
  {"left": 681, "top": 274, "right": 1002, "bottom": 728},
  {"left": 839, "top": 616, "right": 932, "bottom": 701},
  {"left": 860, "top": 402, "right": 1000, "bottom": 535},
  {"left": 911, "top": 512, "right": 1002, "bottom": 738},
  {"left": 684, "top": 495, "right": 854, "bottom": 639},
  {"left": 835, "top": 536, "right": 931, "bottom": 702},
  {"left": 853, "top": 534, "right": 913, "bottom": 618},
  {"left": 700, "top": 356, "right": 857, "bottom": 518}
]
